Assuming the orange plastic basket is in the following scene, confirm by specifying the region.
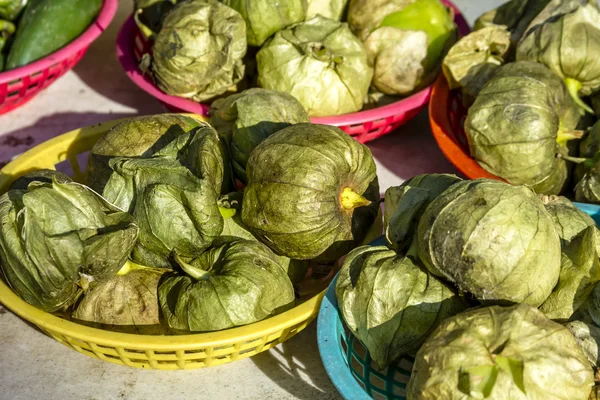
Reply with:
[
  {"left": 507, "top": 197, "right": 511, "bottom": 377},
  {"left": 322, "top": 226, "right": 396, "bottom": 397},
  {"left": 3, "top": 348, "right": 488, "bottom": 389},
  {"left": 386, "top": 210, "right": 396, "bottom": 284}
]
[{"left": 429, "top": 73, "right": 506, "bottom": 181}]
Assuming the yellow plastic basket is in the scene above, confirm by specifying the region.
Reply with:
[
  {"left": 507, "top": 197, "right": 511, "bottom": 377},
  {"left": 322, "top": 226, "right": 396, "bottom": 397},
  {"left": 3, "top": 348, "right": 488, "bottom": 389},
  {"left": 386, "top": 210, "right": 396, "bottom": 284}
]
[{"left": 0, "top": 115, "right": 329, "bottom": 370}]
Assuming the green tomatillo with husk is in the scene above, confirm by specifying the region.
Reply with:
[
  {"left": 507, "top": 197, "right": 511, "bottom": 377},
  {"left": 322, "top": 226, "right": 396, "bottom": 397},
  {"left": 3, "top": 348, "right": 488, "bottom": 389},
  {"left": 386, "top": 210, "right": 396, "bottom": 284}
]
[
  {"left": 465, "top": 61, "right": 583, "bottom": 195},
  {"left": 209, "top": 88, "right": 310, "bottom": 183},
  {"left": 384, "top": 173, "right": 462, "bottom": 252},
  {"left": 256, "top": 15, "right": 372, "bottom": 117},
  {"left": 0, "top": 19, "right": 14, "bottom": 53},
  {"left": 517, "top": 3, "right": 600, "bottom": 114},
  {"left": 407, "top": 304, "right": 594, "bottom": 400},
  {"left": 144, "top": 0, "right": 247, "bottom": 102},
  {"left": 102, "top": 157, "right": 223, "bottom": 269},
  {"left": 0, "top": 179, "right": 139, "bottom": 313},
  {"left": 336, "top": 244, "right": 466, "bottom": 370},
  {"left": 158, "top": 239, "right": 295, "bottom": 332},
  {"left": 353, "top": 0, "right": 457, "bottom": 96},
  {"left": 86, "top": 114, "right": 202, "bottom": 193},
  {"left": 242, "top": 123, "right": 380, "bottom": 261},
  {"left": 221, "top": 0, "right": 307, "bottom": 47},
  {"left": 539, "top": 226, "right": 600, "bottom": 321},
  {"left": 442, "top": 26, "right": 511, "bottom": 106},
  {"left": 417, "top": 179, "right": 561, "bottom": 307},
  {"left": 73, "top": 261, "right": 170, "bottom": 334}
]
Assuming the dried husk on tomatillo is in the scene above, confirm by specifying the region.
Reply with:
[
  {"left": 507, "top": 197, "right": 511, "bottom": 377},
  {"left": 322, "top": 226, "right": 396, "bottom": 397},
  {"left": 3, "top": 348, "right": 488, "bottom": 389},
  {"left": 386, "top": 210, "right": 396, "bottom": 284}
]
[
  {"left": 86, "top": 114, "right": 201, "bottom": 193},
  {"left": 73, "top": 262, "right": 170, "bottom": 334},
  {"left": 517, "top": 3, "right": 600, "bottom": 114},
  {"left": 0, "top": 179, "right": 139, "bottom": 312},
  {"left": 566, "top": 321, "right": 600, "bottom": 367},
  {"left": 306, "top": 0, "right": 348, "bottom": 21},
  {"left": 407, "top": 304, "right": 594, "bottom": 400},
  {"left": 158, "top": 239, "right": 295, "bottom": 332},
  {"left": 336, "top": 245, "right": 466, "bottom": 370},
  {"left": 242, "top": 123, "right": 379, "bottom": 261},
  {"left": 256, "top": 16, "right": 372, "bottom": 117},
  {"left": 539, "top": 226, "right": 600, "bottom": 320},
  {"left": 148, "top": 0, "right": 247, "bottom": 102},
  {"left": 384, "top": 173, "right": 462, "bottom": 252},
  {"left": 540, "top": 195, "right": 596, "bottom": 245},
  {"left": 209, "top": 88, "right": 309, "bottom": 183},
  {"left": 442, "top": 26, "right": 511, "bottom": 105},
  {"left": 103, "top": 157, "right": 223, "bottom": 269},
  {"left": 465, "top": 61, "right": 582, "bottom": 194},
  {"left": 417, "top": 179, "right": 561, "bottom": 306},
  {"left": 9, "top": 169, "right": 72, "bottom": 190},
  {"left": 347, "top": 0, "right": 413, "bottom": 42}
]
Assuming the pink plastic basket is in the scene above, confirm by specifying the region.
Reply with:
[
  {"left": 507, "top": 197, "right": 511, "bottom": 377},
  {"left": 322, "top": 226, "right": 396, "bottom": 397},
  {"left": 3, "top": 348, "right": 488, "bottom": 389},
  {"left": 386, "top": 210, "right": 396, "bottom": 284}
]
[
  {"left": 0, "top": 0, "right": 118, "bottom": 115},
  {"left": 116, "top": 1, "right": 470, "bottom": 144}
]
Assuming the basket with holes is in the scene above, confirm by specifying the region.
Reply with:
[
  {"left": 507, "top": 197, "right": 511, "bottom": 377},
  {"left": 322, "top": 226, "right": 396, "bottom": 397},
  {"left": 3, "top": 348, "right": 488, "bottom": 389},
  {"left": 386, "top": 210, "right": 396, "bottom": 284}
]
[
  {"left": 0, "top": 115, "right": 339, "bottom": 371},
  {"left": 115, "top": 1, "right": 470, "bottom": 144},
  {"left": 316, "top": 205, "right": 600, "bottom": 400},
  {"left": 0, "top": 0, "right": 118, "bottom": 115}
]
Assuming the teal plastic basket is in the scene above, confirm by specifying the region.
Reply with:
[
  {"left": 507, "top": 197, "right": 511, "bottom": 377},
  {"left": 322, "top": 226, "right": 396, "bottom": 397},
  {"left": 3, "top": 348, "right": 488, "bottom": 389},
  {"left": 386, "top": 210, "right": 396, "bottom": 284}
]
[{"left": 317, "top": 203, "right": 600, "bottom": 400}]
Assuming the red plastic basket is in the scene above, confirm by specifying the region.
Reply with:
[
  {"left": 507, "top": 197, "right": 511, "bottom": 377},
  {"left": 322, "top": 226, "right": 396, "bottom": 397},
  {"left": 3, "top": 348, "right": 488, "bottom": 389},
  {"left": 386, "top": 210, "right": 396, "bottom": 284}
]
[
  {"left": 0, "top": 0, "right": 118, "bottom": 116},
  {"left": 116, "top": 1, "right": 470, "bottom": 144},
  {"left": 429, "top": 73, "right": 505, "bottom": 181}
]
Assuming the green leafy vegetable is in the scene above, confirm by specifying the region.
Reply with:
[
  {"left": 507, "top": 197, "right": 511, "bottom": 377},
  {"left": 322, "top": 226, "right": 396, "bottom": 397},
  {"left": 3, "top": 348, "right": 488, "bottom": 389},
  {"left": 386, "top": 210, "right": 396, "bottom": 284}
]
[
  {"left": 222, "top": 0, "right": 307, "bottom": 47},
  {"left": 158, "top": 239, "right": 295, "bottom": 331},
  {"left": 242, "top": 123, "right": 379, "bottom": 261},
  {"left": 103, "top": 157, "right": 223, "bottom": 269},
  {"left": 256, "top": 15, "right": 373, "bottom": 117},
  {"left": 417, "top": 179, "right": 561, "bottom": 306},
  {"left": 407, "top": 304, "right": 594, "bottom": 400},
  {"left": 147, "top": 0, "right": 247, "bottom": 102},
  {"left": 0, "top": 180, "right": 139, "bottom": 312},
  {"left": 210, "top": 88, "right": 310, "bottom": 183},
  {"left": 336, "top": 245, "right": 466, "bottom": 369}
]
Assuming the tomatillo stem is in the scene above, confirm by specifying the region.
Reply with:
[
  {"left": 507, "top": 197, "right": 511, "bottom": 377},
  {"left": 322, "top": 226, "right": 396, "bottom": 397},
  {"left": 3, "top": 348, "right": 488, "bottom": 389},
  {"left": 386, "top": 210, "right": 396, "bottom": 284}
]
[
  {"left": 219, "top": 206, "right": 236, "bottom": 219},
  {"left": 565, "top": 78, "right": 594, "bottom": 115},
  {"left": 134, "top": 9, "right": 155, "bottom": 40},
  {"left": 556, "top": 129, "right": 584, "bottom": 146},
  {"left": 117, "top": 260, "right": 158, "bottom": 276},
  {"left": 340, "top": 187, "right": 371, "bottom": 210},
  {"left": 175, "top": 253, "right": 211, "bottom": 281}
]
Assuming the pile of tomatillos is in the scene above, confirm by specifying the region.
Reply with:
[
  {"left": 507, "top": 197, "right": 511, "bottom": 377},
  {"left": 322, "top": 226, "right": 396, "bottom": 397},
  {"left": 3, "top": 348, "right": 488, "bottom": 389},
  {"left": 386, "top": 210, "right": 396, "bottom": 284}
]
[
  {"left": 442, "top": 0, "right": 600, "bottom": 202},
  {"left": 0, "top": 104, "right": 381, "bottom": 334},
  {"left": 134, "top": 0, "right": 458, "bottom": 116},
  {"left": 337, "top": 173, "right": 600, "bottom": 399},
  {"left": 0, "top": 0, "right": 102, "bottom": 71}
]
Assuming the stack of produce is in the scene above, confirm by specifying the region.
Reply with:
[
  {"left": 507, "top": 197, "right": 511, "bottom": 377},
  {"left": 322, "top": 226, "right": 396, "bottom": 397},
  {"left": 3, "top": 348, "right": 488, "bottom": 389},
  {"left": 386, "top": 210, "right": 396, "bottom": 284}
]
[
  {"left": 441, "top": 0, "right": 600, "bottom": 202},
  {"left": 337, "top": 174, "right": 600, "bottom": 399},
  {"left": 0, "top": 0, "right": 102, "bottom": 71},
  {"left": 0, "top": 102, "right": 381, "bottom": 334},
  {"left": 134, "top": 0, "right": 458, "bottom": 117}
]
